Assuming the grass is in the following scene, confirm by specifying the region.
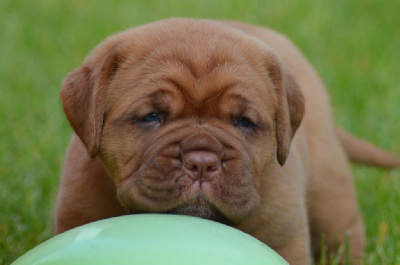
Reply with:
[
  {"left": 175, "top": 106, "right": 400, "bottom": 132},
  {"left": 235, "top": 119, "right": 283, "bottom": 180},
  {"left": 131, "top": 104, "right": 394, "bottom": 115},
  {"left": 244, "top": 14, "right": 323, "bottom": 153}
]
[{"left": 0, "top": 0, "right": 399, "bottom": 264}]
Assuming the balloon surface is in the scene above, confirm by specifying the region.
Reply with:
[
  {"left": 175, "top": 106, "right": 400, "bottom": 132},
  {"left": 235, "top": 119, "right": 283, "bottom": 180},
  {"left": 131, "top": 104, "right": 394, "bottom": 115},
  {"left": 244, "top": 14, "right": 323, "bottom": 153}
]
[{"left": 12, "top": 214, "right": 288, "bottom": 265}]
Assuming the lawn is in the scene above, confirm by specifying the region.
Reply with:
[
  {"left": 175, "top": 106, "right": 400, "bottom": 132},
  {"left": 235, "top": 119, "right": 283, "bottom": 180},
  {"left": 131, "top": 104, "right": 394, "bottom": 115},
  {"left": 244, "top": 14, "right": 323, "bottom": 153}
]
[{"left": 0, "top": 0, "right": 399, "bottom": 264}]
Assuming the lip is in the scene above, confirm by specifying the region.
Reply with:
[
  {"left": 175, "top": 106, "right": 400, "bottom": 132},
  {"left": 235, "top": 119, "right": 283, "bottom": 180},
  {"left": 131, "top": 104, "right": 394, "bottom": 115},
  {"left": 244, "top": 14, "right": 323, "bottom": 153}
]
[{"left": 165, "top": 196, "right": 232, "bottom": 225}]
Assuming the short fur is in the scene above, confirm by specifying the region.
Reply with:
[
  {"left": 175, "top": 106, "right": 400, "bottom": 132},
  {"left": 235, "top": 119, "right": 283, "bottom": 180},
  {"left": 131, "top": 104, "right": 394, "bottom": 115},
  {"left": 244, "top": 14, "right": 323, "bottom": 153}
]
[{"left": 56, "top": 19, "right": 397, "bottom": 264}]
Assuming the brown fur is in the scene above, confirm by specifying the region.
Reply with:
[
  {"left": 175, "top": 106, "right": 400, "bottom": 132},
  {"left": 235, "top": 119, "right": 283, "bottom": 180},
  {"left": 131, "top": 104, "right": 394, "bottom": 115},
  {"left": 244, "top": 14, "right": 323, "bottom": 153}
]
[{"left": 56, "top": 18, "right": 397, "bottom": 264}]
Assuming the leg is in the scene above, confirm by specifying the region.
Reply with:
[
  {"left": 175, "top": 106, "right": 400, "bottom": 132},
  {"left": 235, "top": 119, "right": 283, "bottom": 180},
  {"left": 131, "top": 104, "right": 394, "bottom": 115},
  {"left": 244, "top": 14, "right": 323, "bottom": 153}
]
[
  {"left": 275, "top": 231, "right": 312, "bottom": 265},
  {"left": 55, "top": 136, "right": 124, "bottom": 233},
  {"left": 308, "top": 141, "right": 366, "bottom": 264}
]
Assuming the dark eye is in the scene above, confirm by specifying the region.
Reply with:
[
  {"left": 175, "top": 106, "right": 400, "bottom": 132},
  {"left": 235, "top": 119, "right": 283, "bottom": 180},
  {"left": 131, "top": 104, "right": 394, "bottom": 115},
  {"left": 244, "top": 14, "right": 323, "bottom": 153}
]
[
  {"left": 137, "top": 112, "right": 161, "bottom": 123},
  {"left": 235, "top": 116, "right": 255, "bottom": 129}
]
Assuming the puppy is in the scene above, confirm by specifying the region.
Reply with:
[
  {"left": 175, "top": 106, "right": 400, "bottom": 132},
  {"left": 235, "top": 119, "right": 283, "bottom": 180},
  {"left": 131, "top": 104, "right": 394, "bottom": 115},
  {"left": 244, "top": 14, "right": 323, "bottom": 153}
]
[{"left": 56, "top": 18, "right": 399, "bottom": 264}]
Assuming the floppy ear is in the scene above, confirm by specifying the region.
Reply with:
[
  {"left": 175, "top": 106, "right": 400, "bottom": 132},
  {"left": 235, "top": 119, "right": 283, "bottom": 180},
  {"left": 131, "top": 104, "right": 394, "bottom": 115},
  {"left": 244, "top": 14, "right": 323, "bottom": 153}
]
[
  {"left": 266, "top": 56, "right": 305, "bottom": 166},
  {"left": 60, "top": 44, "right": 122, "bottom": 158}
]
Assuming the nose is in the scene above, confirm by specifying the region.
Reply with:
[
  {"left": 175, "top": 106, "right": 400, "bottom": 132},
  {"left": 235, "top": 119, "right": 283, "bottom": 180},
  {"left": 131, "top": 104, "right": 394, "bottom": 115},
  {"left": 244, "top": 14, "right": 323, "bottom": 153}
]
[{"left": 183, "top": 151, "right": 221, "bottom": 180}]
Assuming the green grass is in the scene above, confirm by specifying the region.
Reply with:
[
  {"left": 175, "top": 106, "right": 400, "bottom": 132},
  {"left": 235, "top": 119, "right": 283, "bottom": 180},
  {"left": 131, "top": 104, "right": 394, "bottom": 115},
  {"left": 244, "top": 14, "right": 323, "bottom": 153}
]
[{"left": 1, "top": 0, "right": 399, "bottom": 264}]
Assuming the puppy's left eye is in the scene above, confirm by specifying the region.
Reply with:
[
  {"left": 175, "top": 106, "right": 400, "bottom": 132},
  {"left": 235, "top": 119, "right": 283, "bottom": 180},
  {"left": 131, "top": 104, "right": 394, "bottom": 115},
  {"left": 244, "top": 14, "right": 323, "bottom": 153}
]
[
  {"left": 142, "top": 112, "right": 161, "bottom": 122},
  {"left": 235, "top": 116, "right": 256, "bottom": 129}
]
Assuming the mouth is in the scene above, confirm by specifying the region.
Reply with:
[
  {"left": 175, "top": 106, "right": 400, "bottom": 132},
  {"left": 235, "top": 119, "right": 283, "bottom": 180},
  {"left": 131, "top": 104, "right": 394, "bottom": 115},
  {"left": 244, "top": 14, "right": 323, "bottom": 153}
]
[{"left": 165, "top": 196, "right": 232, "bottom": 226}]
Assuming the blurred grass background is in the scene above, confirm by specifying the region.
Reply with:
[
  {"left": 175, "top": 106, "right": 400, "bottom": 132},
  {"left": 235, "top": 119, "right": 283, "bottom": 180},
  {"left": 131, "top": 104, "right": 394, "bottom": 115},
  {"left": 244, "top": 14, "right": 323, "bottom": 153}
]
[{"left": 0, "top": 0, "right": 399, "bottom": 264}]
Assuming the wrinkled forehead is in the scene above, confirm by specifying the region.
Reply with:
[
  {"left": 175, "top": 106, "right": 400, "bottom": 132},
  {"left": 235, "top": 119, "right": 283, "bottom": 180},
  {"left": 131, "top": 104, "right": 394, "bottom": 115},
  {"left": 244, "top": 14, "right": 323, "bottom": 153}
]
[{"left": 107, "top": 19, "right": 276, "bottom": 113}]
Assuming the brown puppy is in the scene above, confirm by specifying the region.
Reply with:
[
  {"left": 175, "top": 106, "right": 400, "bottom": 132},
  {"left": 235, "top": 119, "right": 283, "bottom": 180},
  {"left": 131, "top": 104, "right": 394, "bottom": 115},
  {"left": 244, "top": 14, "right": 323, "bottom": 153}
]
[{"left": 56, "top": 18, "right": 398, "bottom": 264}]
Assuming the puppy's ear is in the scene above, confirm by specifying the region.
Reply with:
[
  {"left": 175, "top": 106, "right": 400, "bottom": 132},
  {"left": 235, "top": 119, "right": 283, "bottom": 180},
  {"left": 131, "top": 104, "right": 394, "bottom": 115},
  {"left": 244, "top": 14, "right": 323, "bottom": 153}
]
[
  {"left": 267, "top": 56, "right": 305, "bottom": 166},
  {"left": 61, "top": 44, "right": 121, "bottom": 158}
]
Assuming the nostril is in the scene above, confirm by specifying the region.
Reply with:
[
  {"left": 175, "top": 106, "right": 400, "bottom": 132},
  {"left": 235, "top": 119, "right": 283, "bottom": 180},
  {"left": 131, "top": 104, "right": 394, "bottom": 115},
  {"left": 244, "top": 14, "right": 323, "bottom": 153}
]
[
  {"left": 207, "top": 164, "right": 219, "bottom": 173},
  {"left": 189, "top": 165, "right": 199, "bottom": 173}
]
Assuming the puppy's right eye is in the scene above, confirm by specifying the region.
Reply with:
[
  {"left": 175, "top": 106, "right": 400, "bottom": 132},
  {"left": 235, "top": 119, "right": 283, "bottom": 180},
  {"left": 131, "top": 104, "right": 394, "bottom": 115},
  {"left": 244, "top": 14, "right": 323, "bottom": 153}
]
[{"left": 134, "top": 112, "right": 162, "bottom": 124}]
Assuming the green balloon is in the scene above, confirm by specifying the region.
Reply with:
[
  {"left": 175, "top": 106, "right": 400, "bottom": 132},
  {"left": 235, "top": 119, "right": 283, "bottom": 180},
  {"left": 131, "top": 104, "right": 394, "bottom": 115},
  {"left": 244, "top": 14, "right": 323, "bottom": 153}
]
[{"left": 12, "top": 214, "right": 288, "bottom": 265}]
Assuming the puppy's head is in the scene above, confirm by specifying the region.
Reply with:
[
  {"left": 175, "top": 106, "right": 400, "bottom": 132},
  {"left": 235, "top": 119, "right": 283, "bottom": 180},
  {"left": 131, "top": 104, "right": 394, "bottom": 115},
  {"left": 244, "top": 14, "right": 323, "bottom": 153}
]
[{"left": 61, "top": 19, "right": 304, "bottom": 225}]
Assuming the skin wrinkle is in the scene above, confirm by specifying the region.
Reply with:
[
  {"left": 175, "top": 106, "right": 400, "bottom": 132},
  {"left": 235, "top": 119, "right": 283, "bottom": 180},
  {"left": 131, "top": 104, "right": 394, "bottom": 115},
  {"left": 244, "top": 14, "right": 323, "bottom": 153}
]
[
  {"left": 136, "top": 174, "right": 180, "bottom": 201},
  {"left": 119, "top": 118, "right": 256, "bottom": 220},
  {"left": 159, "top": 68, "right": 244, "bottom": 110},
  {"left": 137, "top": 40, "right": 259, "bottom": 103},
  {"left": 110, "top": 55, "right": 271, "bottom": 137},
  {"left": 140, "top": 123, "right": 240, "bottom": 167}
]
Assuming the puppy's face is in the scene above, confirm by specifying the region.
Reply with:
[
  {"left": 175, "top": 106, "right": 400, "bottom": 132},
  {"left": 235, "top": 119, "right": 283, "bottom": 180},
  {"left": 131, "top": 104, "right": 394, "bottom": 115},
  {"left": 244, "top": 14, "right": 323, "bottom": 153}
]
[{"left": 61, "top": 19, "right": 304, "bottom": 225}]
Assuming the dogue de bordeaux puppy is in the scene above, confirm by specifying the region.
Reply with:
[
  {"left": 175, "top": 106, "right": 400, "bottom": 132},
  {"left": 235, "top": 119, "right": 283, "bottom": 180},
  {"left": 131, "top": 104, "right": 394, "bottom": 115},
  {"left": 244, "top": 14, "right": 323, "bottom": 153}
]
[{"left": 55, "top": 18, "right": 399, "bottom": 264}]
